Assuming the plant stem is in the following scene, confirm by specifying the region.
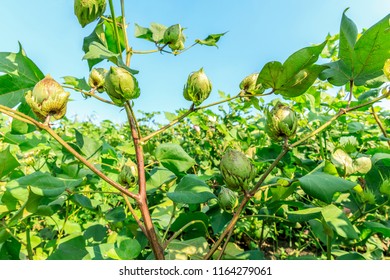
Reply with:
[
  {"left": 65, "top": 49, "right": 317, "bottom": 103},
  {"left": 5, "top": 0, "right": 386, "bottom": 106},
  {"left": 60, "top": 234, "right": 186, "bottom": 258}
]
[
  {"left": 120, "top": 0, "right": 132, "bottom": 66},
  {"left": 163, "top": 220, "right": 209, "bottom": 249},
  {"left": 347, "top": 80, "right": 354, "bottom": 108},
  {"left": 162, "top": 203, "right": 177, "bottom": 243},
  {"left": 124, "top": 101, "right": 165, "bottom": 260},
  {"left": 132, "top": 49, "right": 161, "bottom": 55},
  {"left": 108, "top": 0, "right": 122, "bottom": 60},
  {"left": 26, "top": 222, "right": 34, "bottom": 260},
  {"left": 326, "top": 235, "right": 332, "bottom": 260}
]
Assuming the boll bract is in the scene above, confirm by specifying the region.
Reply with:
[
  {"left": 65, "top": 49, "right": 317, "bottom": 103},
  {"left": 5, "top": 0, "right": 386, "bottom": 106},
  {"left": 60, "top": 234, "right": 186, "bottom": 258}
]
[
  {"left": 74, "top": 0, "right": 106, "bottom": 28},
  {"left": 220, "top": 149, "right": 257, "bottom": 192},
  {"left": 104, "top": 66, "right": 140, "bottom": 106},
  {"left": 265, "top": 102, "right": 298, "bottom": 141},
  {"left": 25, "top": 75, "right": 70, "bottom": 120},
  {"left": 183, "top": 68, "right": 212, "bottom": 106}
]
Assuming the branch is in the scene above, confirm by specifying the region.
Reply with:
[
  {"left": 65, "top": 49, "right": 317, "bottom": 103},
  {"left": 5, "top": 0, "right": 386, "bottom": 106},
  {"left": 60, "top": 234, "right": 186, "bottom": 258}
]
[
  {"left": 62, "top": 85, "right": 115, "bottom": 105},
  {"left": 0, "top": 105, "right": 138, "bottom": 200},
  {"left": 141, "top": 91, "right": 271, "bottom": 142}
]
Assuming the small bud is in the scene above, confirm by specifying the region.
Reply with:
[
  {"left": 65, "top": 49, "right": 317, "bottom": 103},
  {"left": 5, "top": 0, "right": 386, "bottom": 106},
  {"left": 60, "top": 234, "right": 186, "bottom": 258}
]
[
  {"left": 74, "top": 0, "right": 106, "bottom": 28},
  {"left": 379, "top": 179, "right": 390, "bottom": 196},
  {"left": 104, "top": 66, "right": 140, "bottom": 106},
  {"left": 239, "top": 73, "right": 264, "bottom": 95},
  {"left": 218, "top": 187, "right": 239, "bottom": 212},
  {"left": 220, "top": 149, "right": 257, "bottom": 192},
  {"left": 358, "top": 188, "right": 376, "bottom": 204},
  {"left": 183, "top": 68, "right": 212, "bottom": 106},
  {"left": 118, "top": 159, "right": 138, "bottom": 187},
  {"left": 265, "top": 102, "right": 298, "bottom": 141},
  {"left": 25, "top": 75, "right": 70, "bottom": 120},
  {"left": 88, "top": 68, "right": 107, "bottom": 93}
]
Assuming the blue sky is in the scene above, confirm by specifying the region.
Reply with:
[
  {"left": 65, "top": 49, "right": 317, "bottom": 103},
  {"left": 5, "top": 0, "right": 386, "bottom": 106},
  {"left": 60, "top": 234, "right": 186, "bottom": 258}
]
[{"left": 1, "top": 0, "right": 389, "bottom": 124}]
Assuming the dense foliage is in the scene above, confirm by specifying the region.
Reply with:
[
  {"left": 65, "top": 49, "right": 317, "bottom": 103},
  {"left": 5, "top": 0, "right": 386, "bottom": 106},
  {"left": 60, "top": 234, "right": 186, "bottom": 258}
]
[{"left": 0, "top": 1, "right": 389, "bottom": 260}]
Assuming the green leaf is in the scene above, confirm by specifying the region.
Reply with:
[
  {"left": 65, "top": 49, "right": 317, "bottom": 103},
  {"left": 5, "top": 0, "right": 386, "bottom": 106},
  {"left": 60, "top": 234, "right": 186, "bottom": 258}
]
[
  {"left": 155, "top": 143, "right": 196, "bottom": 174},
  {"left": 339, "top": 9, "right": 358, "bottom": 67},
  {"left": 84, "top": 224, "right": 107, "bottom": 243},
  {"left": 287, "top": 207, "right": 322, "bottom": 222},
  {"left": 321, "top": 204, "right": 359, "bottom": 239},
  {"left": 74, "top": 129, "right": 102, "bottom": 160},
  {"left": 0, "top": 147, "right": 20, "bottom": 178},
  {"left": 196, "top": 32, "right": 227, "bottom": 47},
  {"left": 257, "top": 42, "right": 327, "bottom": 97},
  {"left": 115, "top": 238, "right": 141, "bottom": 260},
  {"left": 165, "top": 237, "right": 208, "bottom": 260},
  {"left": 10, "top": 99, "right": 37, "bottom": 134},
  {"left": 134, "top": 23, "right": 153, "bottom": 41},
  {"left": 0, "top": 237, "right": 21, "bottom": 260},
  {"left": 363, "top": 222, "right": 390, "bottom": 237},
  {"left": 48, "top": 234, "right": 88, "bottom": 260},
  {"left": 0, "top": 43, "right": 44, "bottom": 107},
  {"left": 104, "top": 17, "right": 126, "bottom": 54},
  {"left": 146, "top": 167, "right": 176, "bottom": 193},
  {"left": 83, "top": 41, "right": 119, "bottom": 63},
  {"left": 209, "top": 208, "right": 232, "bottom": 234},
  {"left": 298, "top": 172, "right": 356, "bottom": 203},
  {"left": 105, "top": 207, "right": 126, "bottom": 223},
  {"left": 257, "top": 61, "right": 283, "bottom": 90},
  {"left": 321, "top": 13, "right": 390, "bottom": 86},
  {"left": 319, "top": 60, "right": 351, "bottom": 86},
  {"left": 6, "top": 171, "right": 82, "bottom": 198},
  {"left": 281, "top": 41, "right": 327, "bottom": 83},
  {"left": 150, "top": 23, "right": 168, "bottom": 43},
  {"left": 71, "top": 194, "right": 95, "bottom": 211},
  {"left": 62, "top": 76, "right": 90, "bottom": 91},
  {"left": 167, "top": 174, "right": 216, "bottom": 204},
  {"left": 277, "top": 65, "right": 328, "bottom": 97},
  {"left": 82, "top": 21, "right": 106, "bottom": 69},
  {"left": 335, "top": 251, "right": 366, "bottom": 260},
  {"left": 353, "top": 13, "right": 390, "bottom": 85}
]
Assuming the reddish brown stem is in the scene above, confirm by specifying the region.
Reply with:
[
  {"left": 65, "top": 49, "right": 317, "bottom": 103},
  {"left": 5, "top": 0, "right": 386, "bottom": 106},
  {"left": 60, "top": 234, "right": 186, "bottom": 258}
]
[{"left": 124, "top": 102, "right": 164, "bottom": 260}]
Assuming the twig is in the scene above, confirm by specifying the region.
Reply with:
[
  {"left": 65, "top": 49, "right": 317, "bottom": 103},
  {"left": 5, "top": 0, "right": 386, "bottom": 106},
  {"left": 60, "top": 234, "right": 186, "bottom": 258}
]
[{"left": 371, "top": 105, "right": 390, "bottom": 147}]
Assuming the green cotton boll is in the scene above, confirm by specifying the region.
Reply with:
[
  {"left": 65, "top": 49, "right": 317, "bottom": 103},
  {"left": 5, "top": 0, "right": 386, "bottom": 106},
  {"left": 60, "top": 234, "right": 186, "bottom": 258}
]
[
  {"left": 265, "top": 102, "right": 298, "bottom": 141},
  {"left": 164, "top": 24, "right": 182, "bottom": 44},
  {"left": 220, "top": 149, "right": 257, "bottom": 192},
  {"left": 88, "top": 68, "right": 107, "bottom": 92},
  {"left": 74, "top": 0, "right": 106, "bottom": 28},
  {"left": 104, "top": 66, "right": 140, "bottom": 106},
  {"left": 164, "top": 24, "right": 186, "bottom": 52},
  {"left": 218, "top": 187, "right": 239, "bottom": 212},
  {"left": 118, "top": 160, "right": 138, "bottom": 188},
  {"left": 25, "top": 75, "right": 70, "bottom": 120},
  {"left": 239, "top": 73, "right": 264, "bottom": 95},
  {"left": 183, "top": 68, "right": 212, "bottom": 106}
]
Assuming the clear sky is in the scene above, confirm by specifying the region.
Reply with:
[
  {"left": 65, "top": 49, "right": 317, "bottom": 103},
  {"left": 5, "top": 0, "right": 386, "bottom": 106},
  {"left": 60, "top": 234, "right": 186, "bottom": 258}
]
[{"left": 1, "top": 0, "right": 389, "bottom": 124}]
